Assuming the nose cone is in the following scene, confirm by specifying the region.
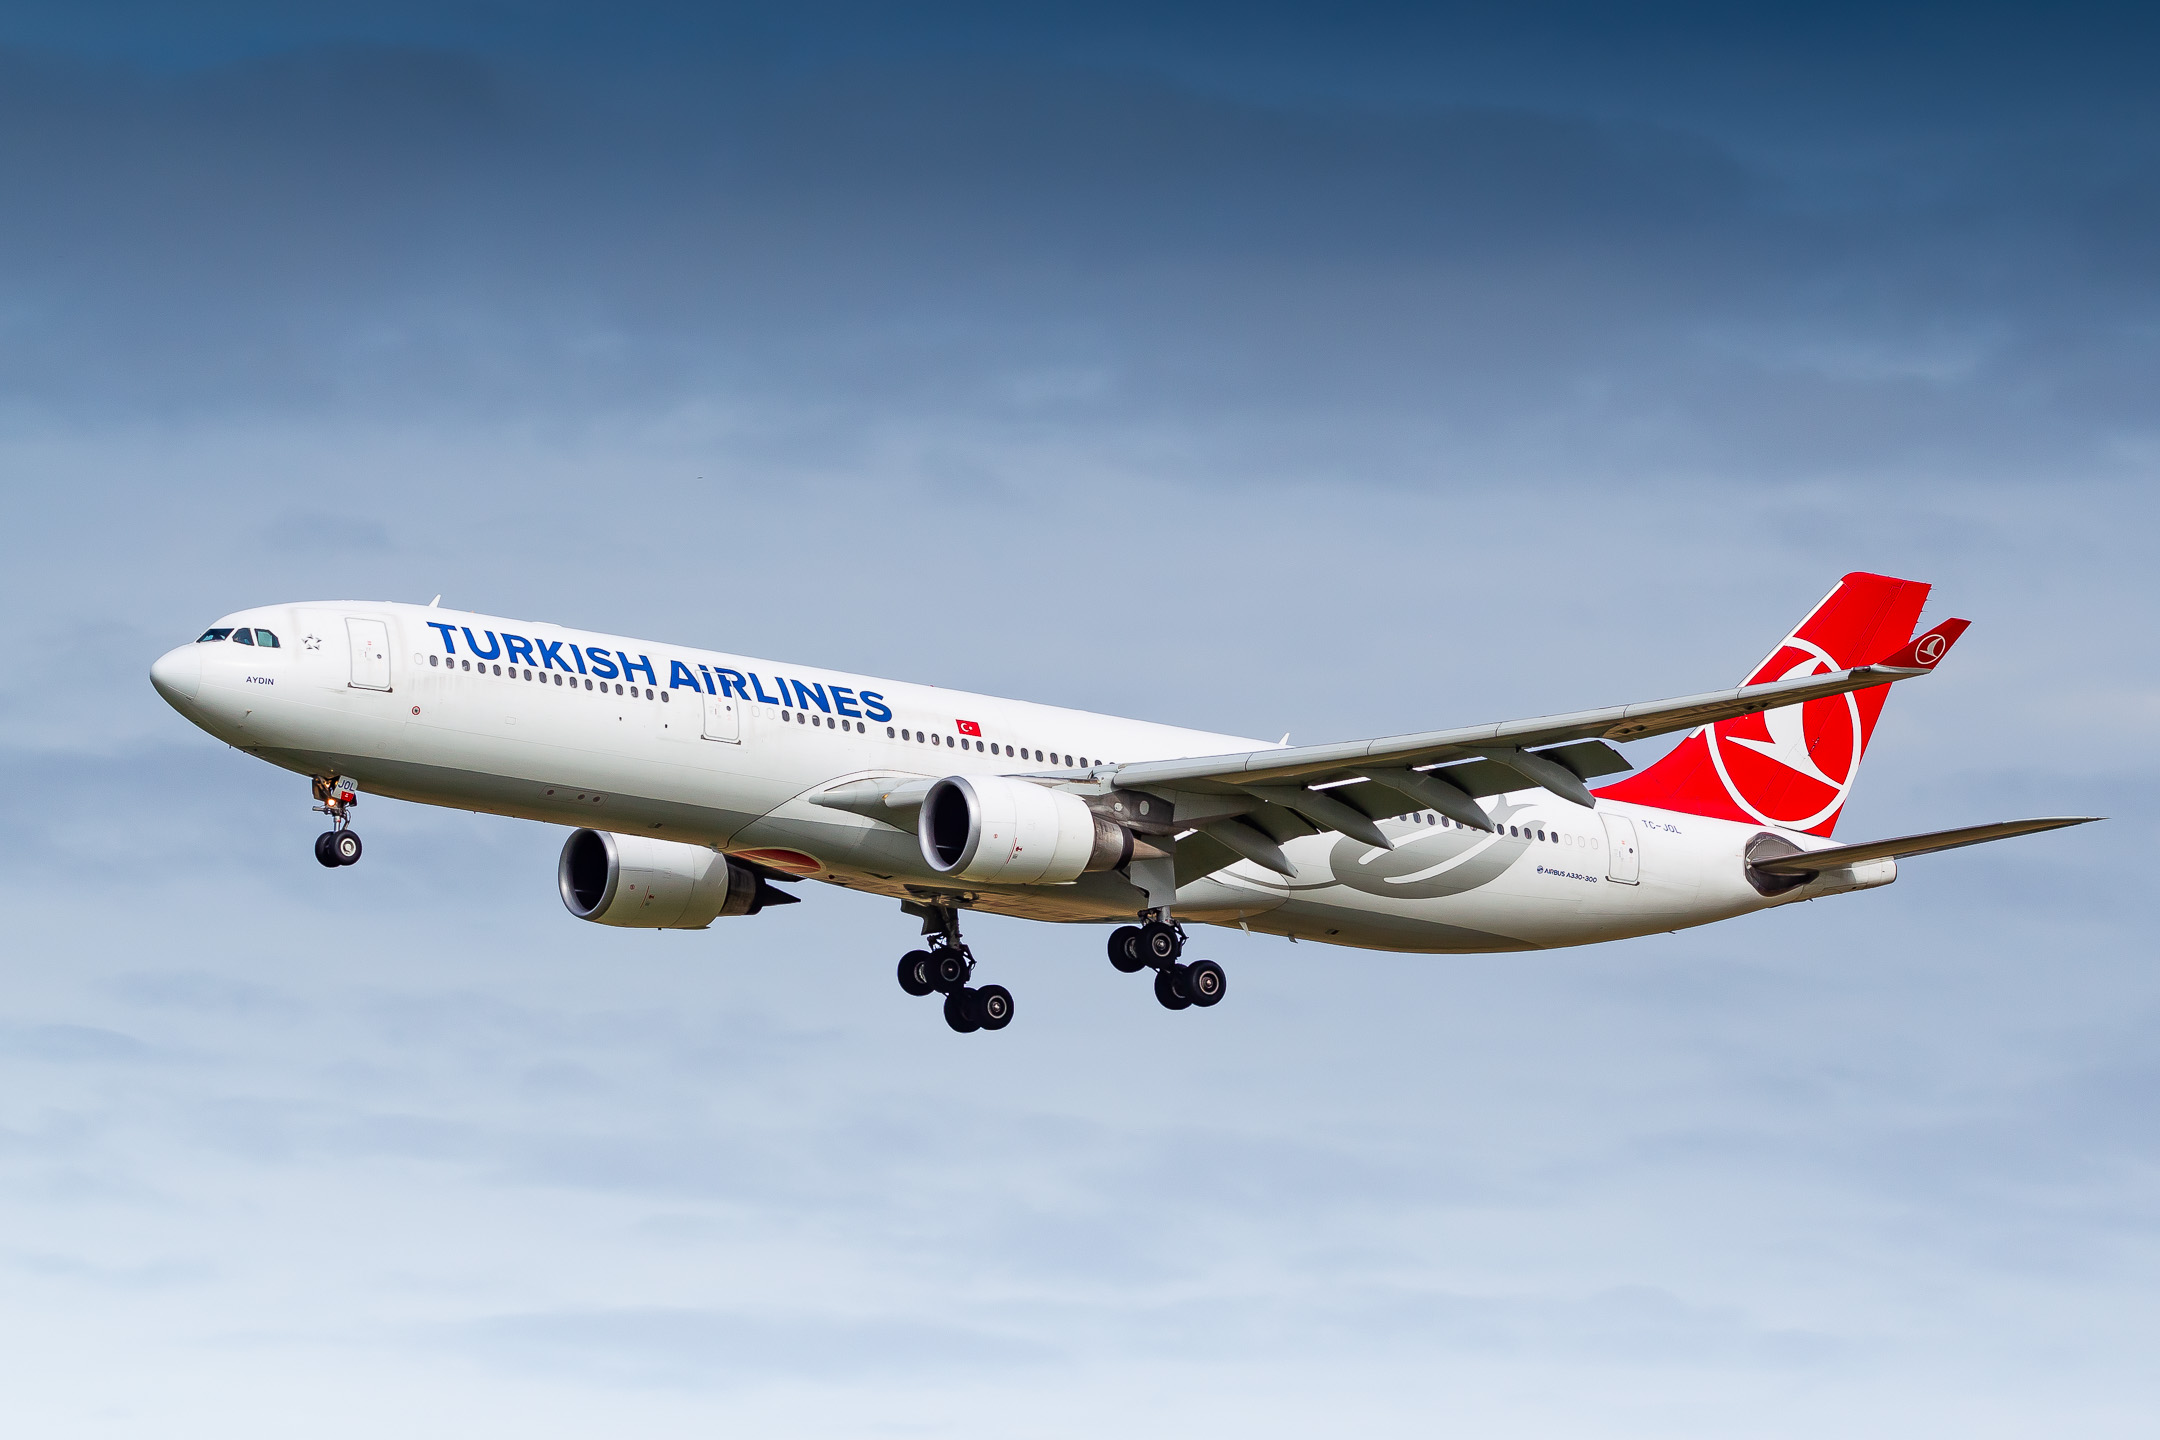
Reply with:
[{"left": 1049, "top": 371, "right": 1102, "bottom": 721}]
[{"left": 149, "top": 644, "right": 201, "bottom": 706}]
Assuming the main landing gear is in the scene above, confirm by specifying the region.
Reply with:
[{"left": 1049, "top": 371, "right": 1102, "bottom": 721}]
[
  {"left": 311, "top": 775, "right": 363, "bottom": 868},
  {"left": 896, "top": 903, "right": 1013, "bottom": 1035},
  {"left": 1107, "top": 913, "right": 1227, "bottom": 1012}
]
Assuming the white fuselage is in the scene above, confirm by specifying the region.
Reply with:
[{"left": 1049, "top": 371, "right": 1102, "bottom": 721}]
[{"left": 151, "top": 601, "right": 1893, "bottom": 951}]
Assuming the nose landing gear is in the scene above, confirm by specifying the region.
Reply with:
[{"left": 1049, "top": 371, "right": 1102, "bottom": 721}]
[
  {"left": 895, "top": 901, "right": 1013, "bottom": 1034},
  {"left": 311, "top": 775, "right": 363, "bottom": 868},
  {"left": 1108, "top": 913, "right": 1227, "bottom": 1012}
]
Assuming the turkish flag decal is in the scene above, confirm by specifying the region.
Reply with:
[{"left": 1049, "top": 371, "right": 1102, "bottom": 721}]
[{"left": 956, "top": 719, "right": 982, "bottom": 737}]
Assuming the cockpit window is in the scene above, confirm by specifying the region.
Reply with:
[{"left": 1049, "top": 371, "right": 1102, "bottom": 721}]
[
  {"left": 196, "top": 628, "right": 233, "bottom": 642},
  {"left": 254, "top": 629, "right": 279, "bottom": 648},
  {"left": 232, "top": 627, "right": 256, "bottom": 645}
]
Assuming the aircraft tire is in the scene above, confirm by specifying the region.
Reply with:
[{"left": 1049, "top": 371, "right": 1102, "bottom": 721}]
[
  {"left": 332, "top": 830, "right": 363, "bottom": 866},
  {"left": 1153, "top": 967, "right": 1192, "bottom": 1011},
  {"left": 975, "top": 984, "right": 1014, "bottom": 1031},
  {"left": 898, "top": 951, "right": 936, "bottom": 997},
  {"left": 1140, "top": 921, "right": 1181, "bottom": 963},
  {"left": 314, "top": 832, "right": 341, "bottom": 868},
  {"left": 944, "top": 988, "right": 983, "bottom": 1034},
  {"left": 1107, "top": 926, "right": 1145, "bottom": 973},
  {"left": 1185, "top": 959, "right": 1227, "bottom": 1008},
  {"left": 931, "top": 950, "right": 970, "bottom": 993}
]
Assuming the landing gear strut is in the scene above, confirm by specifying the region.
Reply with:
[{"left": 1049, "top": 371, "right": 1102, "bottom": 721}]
[
  {"left": 1107, "top": 911, "right": 1227, "bottom": 1011},
  {"left": 311, "top": 776, "right": 363, "bottom": 868},
  {"left": 895, "top": 901, "right": 1013, "bottom": 1034}
]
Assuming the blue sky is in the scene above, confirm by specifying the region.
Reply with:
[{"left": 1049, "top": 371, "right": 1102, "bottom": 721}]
[{"left": 0, "top": 5, "right": 2154, "bottom": 1436}]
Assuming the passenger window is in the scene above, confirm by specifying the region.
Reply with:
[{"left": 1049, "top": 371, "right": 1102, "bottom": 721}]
[
  {"left": 195, "top": 628, "right": 232, "bottom": 642},
  {"left": 429, "top": 655, "right": 439, "bottom": 667},
  {"left": 659, "top": 688, "right": 667, "bottom": 701},
  {"left": 232, "top": 628, "right": 255, "bottom": 646}
]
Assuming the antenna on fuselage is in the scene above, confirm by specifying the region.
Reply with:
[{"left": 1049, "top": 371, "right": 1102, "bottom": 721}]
[{"left": 428, "top": 595, "right": 441, "bottom": 607}]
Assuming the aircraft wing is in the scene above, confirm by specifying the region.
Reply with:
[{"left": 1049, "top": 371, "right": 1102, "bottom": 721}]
[
  {"left": 1093, "top": 619, "right": 1970, "bottom": 847},
  {"left": 1748, "top": 816, "right": 2100, "bottom": 875}
]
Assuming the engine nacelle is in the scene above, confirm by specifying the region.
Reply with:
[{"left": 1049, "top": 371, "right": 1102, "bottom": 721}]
[
  {"left": 558, "top": 829, "right": 791, "bottom": 928},
  {"left": 919, "top": 775, "right": 1131, "bottom": 885}
]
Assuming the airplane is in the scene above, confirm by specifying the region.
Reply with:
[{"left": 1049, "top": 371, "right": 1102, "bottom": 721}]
[{"left": 148, "top": 572, "right": 2094, "bottom": 1034}]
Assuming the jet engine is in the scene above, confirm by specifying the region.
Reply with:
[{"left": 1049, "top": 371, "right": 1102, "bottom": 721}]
[
  {"left": 919, "top": 775, "right": 1133, "bottom": 885},
  {"left": 558, "top": 829, "right": 797, "bottom": 928}
]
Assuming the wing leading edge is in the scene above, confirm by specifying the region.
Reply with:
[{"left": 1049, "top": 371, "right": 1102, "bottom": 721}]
[
  {"left": 1114, "top": 621, "right": 1961, "bottom": 794},
  {"left": 800, "top": 617, "right": 1974, "bottom": 889}
]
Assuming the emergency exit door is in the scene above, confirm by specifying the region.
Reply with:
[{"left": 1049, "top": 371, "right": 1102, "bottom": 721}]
[
  {"left": 1600, "top": 812, "right": 1640, "bottom": 884},
  {"left": 346, "top": 617, "right": 392, "bottom": 691},
  {"left": 702, "top": 693, "right": 740, "bottom": 742}
]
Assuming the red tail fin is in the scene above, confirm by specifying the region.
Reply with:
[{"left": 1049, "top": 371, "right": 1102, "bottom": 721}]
[{"left": 1595, "top": 572, "right": 1933, "bottom": 836}]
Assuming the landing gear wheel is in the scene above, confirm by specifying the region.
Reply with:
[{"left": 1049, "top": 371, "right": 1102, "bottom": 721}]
[
  {"left": 931, "top": 950, "right": 970, "bottom": 993},
  {"left": 331, "top": 830, "right": 363, "bottom": 866},
  {"left": 897, "top": 950, "right": 936, "bottom": 997},
  {"left": 944, "top": 987, "right": 983, "bottom": 1033},
  {"left": 975, "top": 984, "right": 1014, "bottom": 1031},
  {"left": 1154, "top": 966, "right": 1193, "bottom": 1011},
  {"left": 1140, "top": 921, "right": 1182, "bottom": 964},
  {"left": 1107, "top": 926, "right": 1145, "bottom": 973},
  {"left": 1185, "top": 958, "right": 1227, "bottom": 1007},
  {"left": 314, "top": 832, "right": 341, "bottom": 868}
]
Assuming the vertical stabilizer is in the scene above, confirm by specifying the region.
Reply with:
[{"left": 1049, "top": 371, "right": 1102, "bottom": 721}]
[{"left": 1594, "top": 572, "right": 1930, "bottom": 836}]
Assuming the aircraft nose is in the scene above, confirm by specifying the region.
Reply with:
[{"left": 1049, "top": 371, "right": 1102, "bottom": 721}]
[{"left": 149, "top": 644, "right": 201, "bottom": 705}]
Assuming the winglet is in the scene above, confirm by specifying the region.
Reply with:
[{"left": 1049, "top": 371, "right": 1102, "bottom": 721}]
[{"left": 1874, "top": 617, "right": 1969, "bottom": 671}]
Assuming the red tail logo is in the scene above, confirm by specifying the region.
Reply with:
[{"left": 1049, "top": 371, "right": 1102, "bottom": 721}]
[{"left": 1595, "top": 572, "right": 1937, "bottom": 836}]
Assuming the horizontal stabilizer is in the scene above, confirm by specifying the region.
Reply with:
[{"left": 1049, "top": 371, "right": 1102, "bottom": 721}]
[{"left": 1748, "top": 815, "right": 2099, "bottom": 875}]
